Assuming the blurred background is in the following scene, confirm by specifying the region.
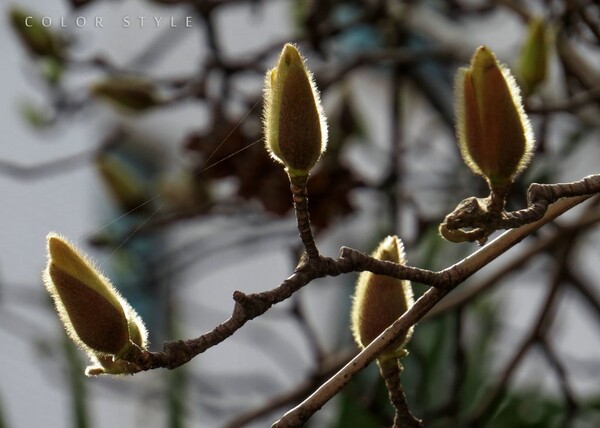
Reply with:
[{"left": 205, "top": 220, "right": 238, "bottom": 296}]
[{"left": 1, "top": 0, "right": 600, "bottom": 427}]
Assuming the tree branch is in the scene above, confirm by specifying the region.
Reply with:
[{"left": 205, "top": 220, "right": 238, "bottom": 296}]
[
  {"left": 378, "top": 358, "right": 422, "bottom": 428},
  {"left": 272, "top": 192, "right": 594, "bottom": 427},
  {"left": 428, "top": 198, "right": 600, "bottom": 319},
  {"left": 440, "top": 174, "right": 600, "bottom": 244},
  {"left": 105, "top": 178, "right": 597, "bottom": 426}
]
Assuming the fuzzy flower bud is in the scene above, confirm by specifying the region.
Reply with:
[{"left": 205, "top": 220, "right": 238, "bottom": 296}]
[
  {"left": 263, "top": 43, "right": 328, "bottom": 178},
  {"left": 456, "top": 46, "right": 534, "bottom": 190},
  {"left": 351, "top": 236, "right": 414, "bottom": 359},
  {"left": 43, "top": 233, "right": 148, "bottom": 374},
  {"left": 518, "top": 17, "right": 549, "bottom": 95},
  {"left": 95, "top": 151, "right": 148, "bottom": 212},
  {"left": 90, "top": 76, "right": 161, "bottom": 112},
  {"left": 9, "top": 7, "right": 65, "bottom": 60}
]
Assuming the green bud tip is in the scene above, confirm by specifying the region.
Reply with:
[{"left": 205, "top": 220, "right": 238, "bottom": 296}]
[{"left": 263, "top": 43, "right": 328, "bottom": 178}]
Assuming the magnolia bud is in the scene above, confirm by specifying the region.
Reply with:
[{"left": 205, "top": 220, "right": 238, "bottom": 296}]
[
  {"left": 351, "top": 236, "right": 414, "bottom": 359},
  {"left": 263, "top": 43, "right": 328, "bottom": 178},
  {"left": 95, "top": 152, "right": 148, "bottom": 212},
  {"left": 43, "top": 233, "right": 148, "bottom": 370},
  {"left": 518, "top": 17, "right": 549, "bottom": 95},
  {"left": 455, "top": 46, "right": 534, "bottom": 191},
  {"left": 9, "top": 7, "right": 65, "bottom": 60},
  {"left": 90, "top": 76, "right": 161, "bottom": 112},
  {"left": 86, "top": 316, "right": 148, "bottom": 376}
]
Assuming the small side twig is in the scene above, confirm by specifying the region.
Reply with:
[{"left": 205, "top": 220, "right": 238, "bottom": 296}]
[
  {"left": 526, "top": 86, "right": 600, "bottom": 114},
  {"left": 429, "top": 307, "right": 466, "bottom": 420},
  {"left": 441, "top": 174, "right": 600, "bottom": 244},
  {"left": 0, "top": 151, "right": 92, "bottom": 180},
  {"left": 429, "top": 198, "right": 600, "bottom": 319},
  {"left": 290, "top": 296, "right": 326, "bottom": 363}
]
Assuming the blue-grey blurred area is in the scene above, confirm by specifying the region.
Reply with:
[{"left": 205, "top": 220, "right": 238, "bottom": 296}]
[{"left": 92, "top": 129, "right": 168, "bottom": 342}]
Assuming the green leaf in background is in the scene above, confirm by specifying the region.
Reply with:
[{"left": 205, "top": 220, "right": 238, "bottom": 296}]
[
  {"left": 63, "top": 336, "right": 91, "bottom": 428},
  {"left": 332, "top": 389, "right": 386, "bottom": 428},
  {"left": 0, "top": 391, "right": 6, "bottom": 428},
  {"left": 19, "top": 99, "right": 55, "bottom": 129},
  {"left": 489, "top": 389, "right": 568, "bottom": 428}
]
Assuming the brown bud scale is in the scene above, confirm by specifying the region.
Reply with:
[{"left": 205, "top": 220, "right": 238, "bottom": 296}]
[{"left": 49, "top": 264, "right": 129, "bottom": 354}]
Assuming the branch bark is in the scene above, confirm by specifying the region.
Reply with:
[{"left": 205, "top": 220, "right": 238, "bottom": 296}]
[
  {"left": 108, "top": 179, "right": 597, "bottom": 426},
  {"left": 272, "top": 193, "right": 594, "bottom": 427}
]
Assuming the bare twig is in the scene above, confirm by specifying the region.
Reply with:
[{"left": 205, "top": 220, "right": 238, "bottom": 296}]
[
  {"left": 429, "top": 198, "right": 600, "bottom": 319},
  {"left": 290, "top": 296, "right": 326, "bottom": 363},
  {"left": 526, "top": 87, "right": 600, "bottom": 114},
  {"left": 378, "top": 358, "right": 423, "bottom": 428},
  {"left": 538, "top": 338, "right": 578, "bottom": 419},
  {"left": 111, "top": 183, "right": 595, "bottom": 383},
  {"left": 429, "top": 307, "right": 466, "bottom": 420},
  {"left": 441, "top": 174, "right": 600, "bottom": 244},
  {"left": 290, "top": 176, "right": 320, "bottom": 260},
  {"left": 567, "top": 267, "right": 600, "bottom": 320},
  {"left": 272, "top": 192, "right": 594, "bottom": 427},
  {"left": 11, "top": 1, "right": 600, "bottom": 426}
]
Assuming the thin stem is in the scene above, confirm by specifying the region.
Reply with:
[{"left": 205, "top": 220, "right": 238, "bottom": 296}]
[
  {"left": 289, "top": 174, "right": 320, "bottom": 259},
  {"left": 432, "top": 307, "right": 466, "bottom": 420},
  {"left": 526, "top": 86, "right": 600, "bottom": 114},
  {"left": 378, "top": 358, "right": 422, "bottom": 428},
  {"left": 538, "top": 338, "right": 578, "bottom": 419},
  {"left": 290, "top": 296, "right": 326, "bottom": 363},
  {"left": 390, "top": 67, "right": 404, "bottom": 235}
]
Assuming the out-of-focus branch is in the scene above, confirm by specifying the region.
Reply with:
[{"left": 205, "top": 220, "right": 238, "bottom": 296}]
[
  {"left": 222, "top": 348, "right": 357, "bottom": 428},
  {"left": 526, "top": 87, "right": 600, "bottom": 114},
  {"left": 567, "top": 267, "right": 600, "bottom": 320},
  {"left": 538, "top": 338, "right": 578, "bottom": 420},
  {"left": 0, "top": 151, "right": 92, "bottom": 180},
  {"left": 463, "top": 234, "right": 573, "bottom": 426},
  {"left": 289, "top": 296, "right": 326, "bottom": 363}
]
